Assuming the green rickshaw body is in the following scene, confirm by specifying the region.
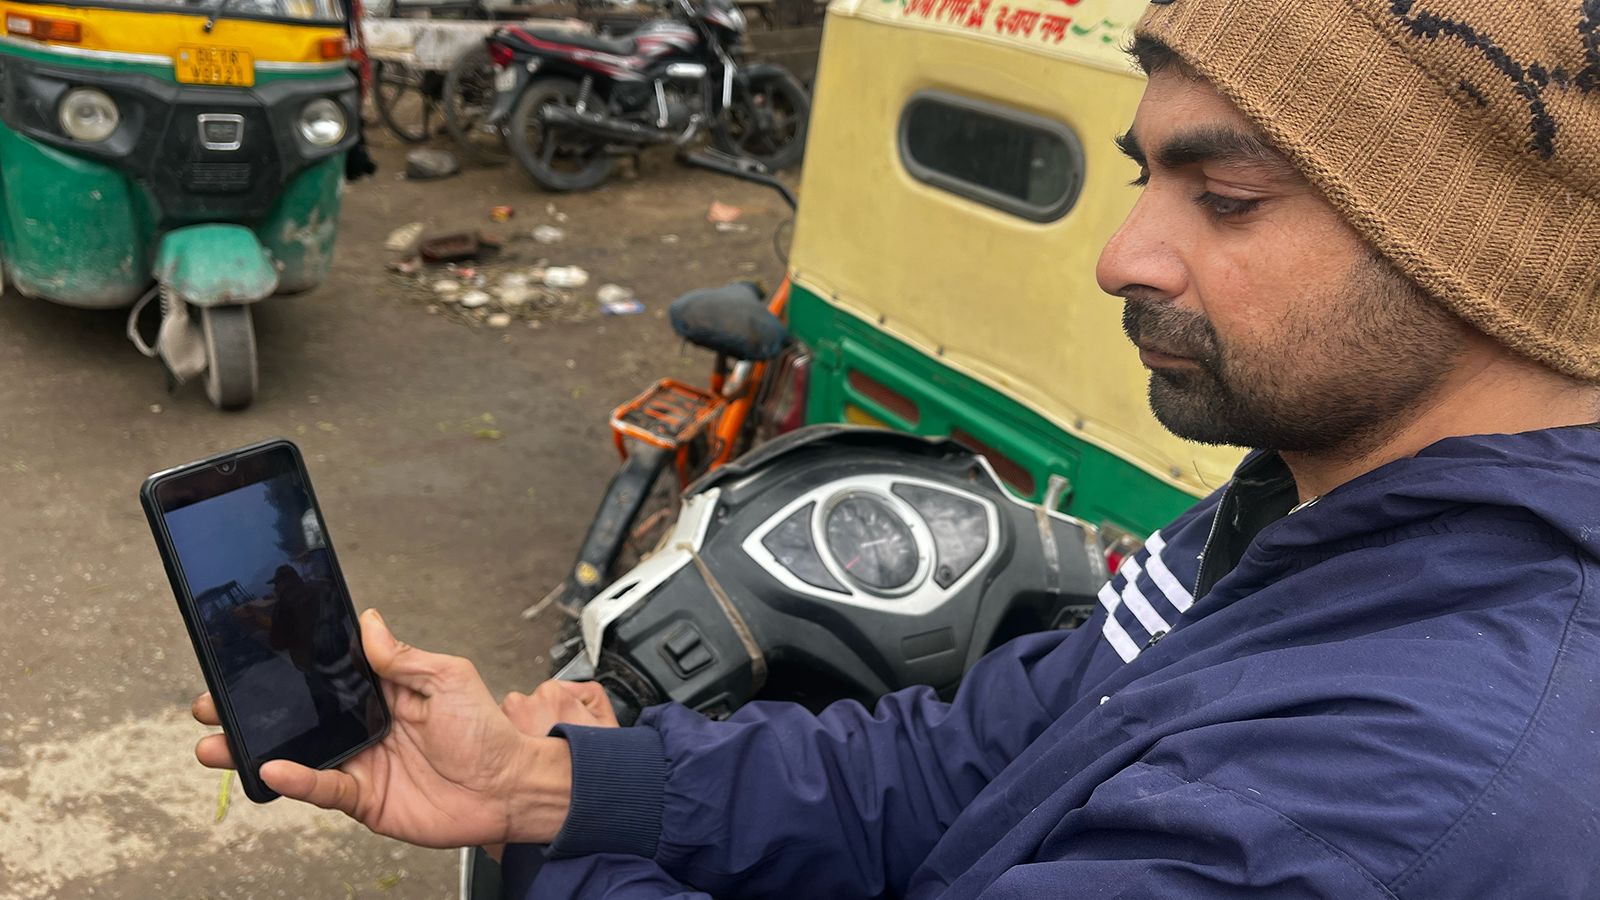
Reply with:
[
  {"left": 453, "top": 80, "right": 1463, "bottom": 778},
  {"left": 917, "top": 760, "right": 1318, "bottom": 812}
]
[{"left": 0, "top": 5, "right": 357, "bottom": 309}]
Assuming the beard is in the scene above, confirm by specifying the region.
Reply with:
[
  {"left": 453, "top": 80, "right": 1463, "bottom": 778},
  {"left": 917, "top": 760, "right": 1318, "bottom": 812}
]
[{"left": 1121, "top": 253, "right": 1469, "bottom": 459}]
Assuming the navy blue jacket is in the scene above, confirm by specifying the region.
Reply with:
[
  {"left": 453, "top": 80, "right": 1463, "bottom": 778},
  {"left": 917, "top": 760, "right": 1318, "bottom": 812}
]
[{"left": 512, "top": 426, "right": 1600, "bottom": 897}]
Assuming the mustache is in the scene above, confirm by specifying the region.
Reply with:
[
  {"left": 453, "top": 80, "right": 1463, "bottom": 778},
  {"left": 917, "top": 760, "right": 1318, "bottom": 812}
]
[{"left": 1121, "top": 298, "right": 1222, "bottom": 365}]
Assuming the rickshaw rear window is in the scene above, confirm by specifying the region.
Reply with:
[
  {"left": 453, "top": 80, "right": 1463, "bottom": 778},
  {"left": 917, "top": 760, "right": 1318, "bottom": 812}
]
[
  {"left": 899, "top": 92, "right": 1083, "bottom": 223},
  {"left": 104, "top": 0, "right": 343, "bottom": 21}
]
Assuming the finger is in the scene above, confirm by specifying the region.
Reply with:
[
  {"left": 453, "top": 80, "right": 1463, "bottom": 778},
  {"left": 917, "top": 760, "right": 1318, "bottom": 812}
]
[
  {"left": 192, "top": 693, "right": 220, "bottom": 727},
  {"left": 260, "top": 760, "right": 361, "bottom": 817},
  {"left": 557, "top": 680, "right": 619, "bottom": 725},
  {"left": 195, "top": 734, "right": 236, "bottom": 770},
  {"left": 359, "top": 608, "right": 479, "bottom": 696}
]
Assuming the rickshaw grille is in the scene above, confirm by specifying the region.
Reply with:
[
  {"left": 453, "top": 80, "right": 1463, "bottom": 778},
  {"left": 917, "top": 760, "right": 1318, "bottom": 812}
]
[{"left": 184, "top": 162, "right": 253, "bottom": 193}]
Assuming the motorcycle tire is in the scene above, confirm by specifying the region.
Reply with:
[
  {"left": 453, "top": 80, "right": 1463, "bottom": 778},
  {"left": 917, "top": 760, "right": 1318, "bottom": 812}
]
[
  {"left": 508, "top": 77, "right": 615, "bottom": 193},
  {"left": 442, "top": 44, "right": 511, "bottom": 165},
  {"left": 714, "top": 66, "right": 810, "bottom": 173}
]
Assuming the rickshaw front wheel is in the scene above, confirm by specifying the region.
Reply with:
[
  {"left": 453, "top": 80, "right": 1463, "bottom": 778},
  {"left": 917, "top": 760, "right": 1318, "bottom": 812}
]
[{"left": 202, "top": 305, "right": 259, "bottom": 412}]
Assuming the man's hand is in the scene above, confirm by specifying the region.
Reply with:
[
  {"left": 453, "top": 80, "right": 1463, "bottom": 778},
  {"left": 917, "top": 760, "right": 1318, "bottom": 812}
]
[
  {"left": 501, "top": 679, "right": 619, "bottom": 737},
  {"left": 192, "top": 609, "right": 571, "bottom": 848}
]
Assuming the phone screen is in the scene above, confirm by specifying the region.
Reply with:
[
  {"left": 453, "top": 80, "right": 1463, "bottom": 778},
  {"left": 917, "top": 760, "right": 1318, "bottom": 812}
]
[{"left": 154, "top": 446, "right": 386, "bottom": 768}]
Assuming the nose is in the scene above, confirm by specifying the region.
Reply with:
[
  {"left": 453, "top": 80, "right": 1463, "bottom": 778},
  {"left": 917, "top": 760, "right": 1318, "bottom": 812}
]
[{"left": 1096, "top": 190, "right": 1186, "bottom": 303}]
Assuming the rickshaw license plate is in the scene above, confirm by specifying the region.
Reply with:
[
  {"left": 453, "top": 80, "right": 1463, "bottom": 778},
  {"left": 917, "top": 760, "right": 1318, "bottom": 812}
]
[{"left": 176, "top": 46, "right": 255, "bottom": 87}]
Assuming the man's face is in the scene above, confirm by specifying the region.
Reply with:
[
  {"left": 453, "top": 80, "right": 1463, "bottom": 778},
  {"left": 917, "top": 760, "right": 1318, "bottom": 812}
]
[{"left": 1095, "top": 70, "right": 1469, "bottom": 457}]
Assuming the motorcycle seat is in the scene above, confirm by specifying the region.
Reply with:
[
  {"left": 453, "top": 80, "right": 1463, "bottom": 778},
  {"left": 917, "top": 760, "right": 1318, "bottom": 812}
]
[
  {"left": 523, "top": 28, "right": 638, "bottom": 57},
  {"left": 670, "top": 281, "right": 788, "bottom": 361}
]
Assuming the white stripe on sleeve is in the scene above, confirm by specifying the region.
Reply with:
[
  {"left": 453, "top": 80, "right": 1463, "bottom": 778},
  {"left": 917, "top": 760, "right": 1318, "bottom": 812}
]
[
  {"left": 1101, "top": 611, "right": 1141, "bottom": 663},
  {"left": 1143, "top": 532, "right": 1195, "bottom": 612},
  {"left": 1114, "top": 557, "right": 1171, "bottom": 635}
]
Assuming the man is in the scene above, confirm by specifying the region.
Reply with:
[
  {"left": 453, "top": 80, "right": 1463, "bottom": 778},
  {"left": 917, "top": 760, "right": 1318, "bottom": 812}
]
[{"left": 194, "top": 0, "right": 1600, "bottom": 895}]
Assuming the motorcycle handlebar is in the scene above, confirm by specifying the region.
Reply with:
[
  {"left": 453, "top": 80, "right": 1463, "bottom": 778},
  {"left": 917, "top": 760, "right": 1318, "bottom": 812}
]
[{"left": 683, "top": 149, "right": 799, "bottom": 211}]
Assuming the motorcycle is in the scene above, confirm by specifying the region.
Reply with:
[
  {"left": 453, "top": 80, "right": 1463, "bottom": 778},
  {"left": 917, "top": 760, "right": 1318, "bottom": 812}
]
[{"left": 482, "top": 0, "right": 809, "bottom": 191}]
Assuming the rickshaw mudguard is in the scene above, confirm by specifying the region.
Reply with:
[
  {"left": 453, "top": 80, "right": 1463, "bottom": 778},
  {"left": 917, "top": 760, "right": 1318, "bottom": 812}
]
[
  {"left": 0, "top": 127, "right": 153, "bottom": 309},
  {"left": 155, "top": 225, "right": 279, "bottom": 307},
  {"left": 258, "top": 155, "right": 346, "bottom": 295}
]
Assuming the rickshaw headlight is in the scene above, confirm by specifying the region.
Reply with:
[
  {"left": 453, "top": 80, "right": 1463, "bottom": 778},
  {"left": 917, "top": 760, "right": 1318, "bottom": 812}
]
[
  {"left": 298, "top": 98, "right": 346, "bottom": 147},
  {"left": 58, "top": 88, "right": 119, "bottom": 143}
]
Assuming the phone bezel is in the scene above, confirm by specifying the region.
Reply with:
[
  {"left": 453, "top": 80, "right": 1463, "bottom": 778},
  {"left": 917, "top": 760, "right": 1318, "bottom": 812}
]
[{"left": 140, "top": 438, "right": 391, "bottom": 803}]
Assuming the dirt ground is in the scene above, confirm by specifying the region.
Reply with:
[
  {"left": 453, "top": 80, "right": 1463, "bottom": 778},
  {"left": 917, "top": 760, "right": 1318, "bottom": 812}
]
[{"left": 0, "top": 124, "right": 794, "bottom": 899}]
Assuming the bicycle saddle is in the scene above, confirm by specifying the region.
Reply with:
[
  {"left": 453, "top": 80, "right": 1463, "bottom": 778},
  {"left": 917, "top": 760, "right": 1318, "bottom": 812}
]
[{"left": 670, "top": 281, "right": 788, "bottom": 361}]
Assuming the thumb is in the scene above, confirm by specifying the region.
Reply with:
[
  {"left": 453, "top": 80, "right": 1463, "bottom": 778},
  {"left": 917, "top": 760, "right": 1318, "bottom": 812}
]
[{"left": 359, "top": 609, "right": 456, "bottom": 695}]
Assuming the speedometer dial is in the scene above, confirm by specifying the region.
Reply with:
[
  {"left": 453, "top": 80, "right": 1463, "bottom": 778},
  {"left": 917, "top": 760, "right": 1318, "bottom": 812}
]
[{"left": 824, "top": 494, "right": 920, "bottom": 593}]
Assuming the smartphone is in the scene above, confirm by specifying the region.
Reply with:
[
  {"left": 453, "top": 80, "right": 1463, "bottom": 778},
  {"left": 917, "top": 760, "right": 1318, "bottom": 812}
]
[{"left": 141, "top": 439, "right": 390, "bottom": 803}]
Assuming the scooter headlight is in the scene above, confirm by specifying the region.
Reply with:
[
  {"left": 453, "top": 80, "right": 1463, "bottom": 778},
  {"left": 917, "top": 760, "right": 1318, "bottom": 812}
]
[
  {"left": 58, "top": 88, "right": 119, "bottom": 143},
  {"left": 297, "top": 98, "right": 346, "bottom": 147}
]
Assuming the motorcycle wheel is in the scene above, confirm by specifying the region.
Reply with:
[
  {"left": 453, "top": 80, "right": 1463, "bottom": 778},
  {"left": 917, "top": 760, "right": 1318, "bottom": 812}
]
[
  {"left": 714, "top": 67, "right": 810, "bottom": 172},
  {"left": 442, "top": 45, "right": 511, "bottom": 165},
  {"left": 508, "top": 77, "right": 615, "bottom": 193}
]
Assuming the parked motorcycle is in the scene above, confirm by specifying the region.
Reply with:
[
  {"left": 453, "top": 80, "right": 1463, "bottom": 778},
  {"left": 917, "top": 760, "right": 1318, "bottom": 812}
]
[{"left": 483, "top": 0, "right": 809, "bottom": 191}]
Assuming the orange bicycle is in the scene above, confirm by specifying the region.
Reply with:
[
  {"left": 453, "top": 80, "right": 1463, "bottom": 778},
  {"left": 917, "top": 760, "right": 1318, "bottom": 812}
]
[{"left": 535, "top": 151, "right": 809, "bottom": 663}]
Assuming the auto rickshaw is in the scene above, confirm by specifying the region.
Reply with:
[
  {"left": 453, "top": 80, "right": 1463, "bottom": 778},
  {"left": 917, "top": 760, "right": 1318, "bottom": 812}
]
[
  {"left": 785, "top": 0, "right": 1242, "bottom": 547},
  {"left": 0, "top": 0, "right": 360, "bottom": 409},
  {"left": 545, "top": 0, "right": 1242, "bottom": 620}
]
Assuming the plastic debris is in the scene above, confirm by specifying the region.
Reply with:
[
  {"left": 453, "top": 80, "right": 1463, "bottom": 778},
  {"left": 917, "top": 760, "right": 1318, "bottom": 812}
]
[
  {"left": 385, "top": 222, "right": 425, "bottom": 252},
  {"left": 601, "top": 298, "right": 646, "bottom": 316},
  {"left": 387, "top": 256, "right": 422, "bottom": 276},
  {"left": 460, "top": 290, "right": 492, "bottom": 309},
  {"left": 433, "top": 279, "right": 462, "bottom": 296},
  {"left": 487, "top": 312, "right": 513, "bottom": 328},
  {"left": 715, "top": 221, "right": 750, "bottom": 234},
  {"left": 707, "top": 201, "right": 743, "bottom": 223},
  {"left": 597, "top": 283, "right": 634, "bottom": 305},
  {"left": 405, "top": 148, "right": 460, "bottom": 180},
  {"left": 661, "top": 233, "right": 680, "bottom": 244},
  {"left": 542, "top": 266, "right": 591, "bottom": 288},
  {"left": 490, "top": 205, "right": 515, "bottom": 223},
  {"left": 531, "top": 225, "right": 566, "bottom": 244},
  {"left": 215, "top": 771, "right": 233, "bottom": 823}
]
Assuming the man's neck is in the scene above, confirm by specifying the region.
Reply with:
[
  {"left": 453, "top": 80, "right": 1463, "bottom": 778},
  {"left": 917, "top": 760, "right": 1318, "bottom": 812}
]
[{"left": 1280, "top": 344, "right": 1600, "bottom": 502}]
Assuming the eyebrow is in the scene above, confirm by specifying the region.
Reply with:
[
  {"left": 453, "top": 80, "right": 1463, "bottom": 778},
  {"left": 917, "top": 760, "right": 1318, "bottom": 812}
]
[{"left": 1115, "top": 126, "right": 1297, "bottom": 177}]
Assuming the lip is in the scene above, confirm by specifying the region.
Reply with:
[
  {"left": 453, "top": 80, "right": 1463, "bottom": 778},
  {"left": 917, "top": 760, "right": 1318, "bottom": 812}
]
[{"left": 1137, "top": 346, "right": 1198, "bottom": 369}]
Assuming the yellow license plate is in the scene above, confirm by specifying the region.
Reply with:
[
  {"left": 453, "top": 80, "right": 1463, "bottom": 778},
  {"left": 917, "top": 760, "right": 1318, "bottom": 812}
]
[{"left": 175, "top": 46, "right": 255, "bottom": 87}]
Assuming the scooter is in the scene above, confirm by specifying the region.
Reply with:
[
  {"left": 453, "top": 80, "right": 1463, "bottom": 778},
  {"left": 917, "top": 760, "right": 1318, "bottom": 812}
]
[{"left": 460, "top": 425, "right": 1108, "bottom": 897}]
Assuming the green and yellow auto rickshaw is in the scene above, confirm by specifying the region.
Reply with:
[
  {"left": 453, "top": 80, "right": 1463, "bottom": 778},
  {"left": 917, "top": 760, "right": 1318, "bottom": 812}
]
[
  {"left": 547, "top": 0, "right": 1240, "bottom": 620},
  {"left": 786, "top": 0, "right": 1241, "bottom": 550},
  {"left": 0, "top": 0, "right": 359, "bottom": 409}
]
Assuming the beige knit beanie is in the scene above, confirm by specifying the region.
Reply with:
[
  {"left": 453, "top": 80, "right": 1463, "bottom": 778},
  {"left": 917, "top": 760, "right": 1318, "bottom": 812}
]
[{"left": 1136, "top": 0, "right": 1600, "bottom": 381}]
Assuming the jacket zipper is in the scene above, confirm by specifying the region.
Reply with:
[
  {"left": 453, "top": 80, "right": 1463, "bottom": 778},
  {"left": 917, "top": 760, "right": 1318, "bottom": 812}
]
[{"left": 1192, "top": 481, "right": 1234, "bottom": 599}]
